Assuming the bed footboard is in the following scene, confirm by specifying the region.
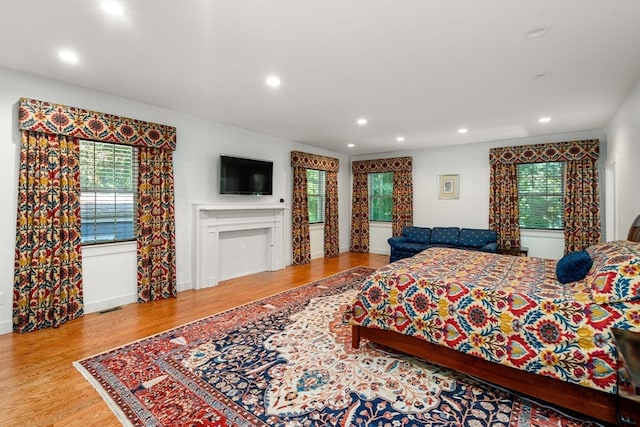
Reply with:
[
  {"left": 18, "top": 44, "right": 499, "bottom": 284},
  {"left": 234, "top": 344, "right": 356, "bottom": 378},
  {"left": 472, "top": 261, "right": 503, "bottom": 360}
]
[{"left": 351, "top": 325, "right": 617, "bottom": 425}]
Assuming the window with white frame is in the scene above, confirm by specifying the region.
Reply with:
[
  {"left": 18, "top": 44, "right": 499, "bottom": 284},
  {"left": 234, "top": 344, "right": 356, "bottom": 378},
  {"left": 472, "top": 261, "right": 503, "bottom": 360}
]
[
  {"left": 368, "top": 172, "right": 393, "bottom": 222},
  {"left": 517, "top": 162, "right": 565, "bottom": 230},
  {"left": 79, "top": 140, "right": 138, "bottom": 244},
  {"left": 307, "top": 169, "right": 325, "bottom": 224}
]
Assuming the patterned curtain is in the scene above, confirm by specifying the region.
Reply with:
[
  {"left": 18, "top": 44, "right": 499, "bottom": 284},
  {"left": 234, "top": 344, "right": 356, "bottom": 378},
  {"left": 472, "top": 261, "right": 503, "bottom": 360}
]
[
  {"left": 13, "top": 131, "right": 84, "bottom": 333},
  {"left": 489, "top": 140, "right": 600, "bottom": 252},
  {"left": 488, "top": 162, "right": 521, "bottom": 248},
  {"left": 137, "top": 147, "right": 177, "bottom": 302},
  {"left": 291, "top": 165, "right": 310, "bottom": 265},
  {"left": 324, "top": 171, "right": 339, "bottom": 257},
  {"left": 392, "top": 169, "right": 414, "bottom": 237},
  {"left": 290, "top": 151, "right": 340, "bottom": 264},
  {"left": 351, "top": 157, "right": 413, "bottom": 252},
  {"left": 16, "top": 98, "right": 177, "bottom": 330},
  {"left": 350, "top": 172, "right": 369, "bottom": 252},
  {"left": 564, "top": 157, "right": 601, "bottom": 252}
]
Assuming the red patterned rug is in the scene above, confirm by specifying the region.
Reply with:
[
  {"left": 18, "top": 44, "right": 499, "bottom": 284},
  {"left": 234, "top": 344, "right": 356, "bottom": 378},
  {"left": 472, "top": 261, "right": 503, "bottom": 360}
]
[{"left": 75, "top": 267, "right": 602, "bottom": 426}]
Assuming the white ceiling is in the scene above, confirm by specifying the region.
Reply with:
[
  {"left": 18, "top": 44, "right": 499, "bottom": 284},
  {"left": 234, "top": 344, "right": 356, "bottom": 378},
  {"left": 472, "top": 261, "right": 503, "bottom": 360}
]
[{"left": 1, "top": 0, "right": 640, "bottom": 155}]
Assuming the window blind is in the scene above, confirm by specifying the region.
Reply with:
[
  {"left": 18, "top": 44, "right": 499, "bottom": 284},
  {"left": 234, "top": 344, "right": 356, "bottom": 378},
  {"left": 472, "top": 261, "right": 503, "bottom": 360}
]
[
  {"left": 307, "top": 169, "right": 325, "bottom": 224},
  {"left": 80, "top": 140, "right": 138, "bottom": 244},
  {"left": 517, "top": 162, "right": 564, "bottom": 229}
]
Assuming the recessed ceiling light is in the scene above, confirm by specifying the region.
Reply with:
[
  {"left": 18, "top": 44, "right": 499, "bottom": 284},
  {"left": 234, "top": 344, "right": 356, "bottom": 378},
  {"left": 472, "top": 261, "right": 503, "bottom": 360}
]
[
  {"left": 347, "top": 143, "right": 355, "bottom": 148},
  {"left": 396, "top": 136, "right": 405, "bottom": 142},
  {"left": 266, "top": 75, "right": 281, "bottom": 88},
  {"left": 539, "top": 117, "right": 551, "bottom": 123},
  {"left": 525, "top": 27, "right": 549, "bottom": 39},
  {"left": 58, "top": 50, "right": 79, "bottom": 64},
  {"left": 458, "top": 128, "right": 468, "bottom": 134},
  {"left": 101, "top": 1, "right": 124, "bottom": 16},
  {"left": 357, "top": 118, "right": 367, "bottom": 126}
]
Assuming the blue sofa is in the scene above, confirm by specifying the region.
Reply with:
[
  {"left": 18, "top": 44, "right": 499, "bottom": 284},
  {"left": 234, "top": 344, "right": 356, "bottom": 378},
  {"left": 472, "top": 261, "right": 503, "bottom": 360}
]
[{"left": 388, "top": 226, "right": 498, "bottom": 262}]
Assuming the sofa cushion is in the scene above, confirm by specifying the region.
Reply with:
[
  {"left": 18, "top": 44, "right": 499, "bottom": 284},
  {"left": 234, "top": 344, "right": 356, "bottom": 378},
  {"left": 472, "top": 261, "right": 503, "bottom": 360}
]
[
  {"left": 431, "top": 227, "right": 460, "bottom": 245},
  {"left": 394, "top": 242, "right": 430, "bottom": 253},
  {"left": 458, "top": 228, "right": 498, "bottom": 248},
  {"left": 402, "top": 226, "right": 431, "bottom": 244}
]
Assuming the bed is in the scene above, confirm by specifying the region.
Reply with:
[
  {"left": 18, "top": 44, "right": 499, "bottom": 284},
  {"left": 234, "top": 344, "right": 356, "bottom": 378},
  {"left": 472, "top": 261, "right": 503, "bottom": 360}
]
[{"left": 347, "top": 238, "right": 640, "bottom": 424}]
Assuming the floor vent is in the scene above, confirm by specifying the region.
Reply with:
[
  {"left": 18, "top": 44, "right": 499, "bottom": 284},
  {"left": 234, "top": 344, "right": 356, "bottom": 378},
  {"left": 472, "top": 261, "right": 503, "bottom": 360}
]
[{"left": 98, "top": 306, "right": 122, "bottom": 314}]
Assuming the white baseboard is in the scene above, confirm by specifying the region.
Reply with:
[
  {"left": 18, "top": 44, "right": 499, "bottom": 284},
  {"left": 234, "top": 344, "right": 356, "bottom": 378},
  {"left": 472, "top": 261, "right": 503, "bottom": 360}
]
[
  {"left": 0, "top": 320, "right": 12, "bottom": 335},
  {"left": 177, "top": 281, "right": 193, "bottom": 292},
  {"left": 0, "top": 295, "right": 140, "bottom": 335},
  {"left": 218, "top": 267, "right": 269, "bottom": 283},
  {"left": 369, "top": 246, "right": 390, "bottom": 255},
  {"left": 84, "top": 294, "right": 138, "bottom": 314},
  {"left": 83, "top": 280, "right": 194, "bottom": 313}
]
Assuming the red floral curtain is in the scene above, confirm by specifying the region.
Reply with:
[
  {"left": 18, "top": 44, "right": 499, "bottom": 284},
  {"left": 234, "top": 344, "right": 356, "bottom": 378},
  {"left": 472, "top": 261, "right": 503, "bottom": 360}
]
[
  {"left": 291, "top": 166, "right": 310, "bottom": 265},
  {"left": 350, "top": 172, "right": 369, "bottom": 252},
  {"left": 489, "top": 140, "right": 600, "bottom": 252},
  {"left": 351, "top": 157, "right": 413, "bottom": 252},
  {"left": 391, "top": 168, "right": 413, "bottom": 237},
  {"left": 488, "top": 162, "right": 521, "bottom": 248},
  {"left": 15, "top": 98, "right": 177, "bottom": 331},
  {"left": 564, "top": 157, "right": 601, "bottom": 252},
  {"left": 137, "top": 148, "right": 177, "bottom": 302},
  {"left": 13, "top": 132, "right": 84, "bottom": 333},
  {"left": 324, "top": 171, "right": 339, "bottom": 257},
  {"left": 290, "top": 151, "right": 340, "bottom": 264}
]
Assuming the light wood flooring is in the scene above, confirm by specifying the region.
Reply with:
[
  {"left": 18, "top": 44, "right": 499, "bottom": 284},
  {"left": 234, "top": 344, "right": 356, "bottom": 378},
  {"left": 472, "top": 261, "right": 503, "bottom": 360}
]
[{"left": 0, "top": 252, "right": 388, "bottom": 426}]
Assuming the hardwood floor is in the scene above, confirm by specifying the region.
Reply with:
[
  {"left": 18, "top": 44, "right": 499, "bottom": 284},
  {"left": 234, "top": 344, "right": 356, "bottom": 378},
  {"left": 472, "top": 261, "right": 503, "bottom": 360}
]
[{"left": 0, "top": 252, "right": 388, "bottom": 426}]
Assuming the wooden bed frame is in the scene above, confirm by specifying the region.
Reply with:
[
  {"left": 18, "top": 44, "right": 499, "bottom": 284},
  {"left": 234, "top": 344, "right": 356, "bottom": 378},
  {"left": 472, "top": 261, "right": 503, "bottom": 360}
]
[
  {"left": 352, "top": 221, "right": 640, "bottom": 424},
  {"left": 352, "top": 324, "right": 617, "bottom": 424}
]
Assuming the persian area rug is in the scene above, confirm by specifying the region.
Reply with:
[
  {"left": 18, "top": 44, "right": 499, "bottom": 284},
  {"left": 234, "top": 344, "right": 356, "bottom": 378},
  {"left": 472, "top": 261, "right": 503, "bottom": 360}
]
[{"left": 75, "top": 267, "right": 602, "bottom": 427}]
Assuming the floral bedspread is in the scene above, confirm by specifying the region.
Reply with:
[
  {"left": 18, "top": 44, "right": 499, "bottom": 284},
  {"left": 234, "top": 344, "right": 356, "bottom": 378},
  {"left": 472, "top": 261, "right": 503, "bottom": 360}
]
[{"left": 347, "top": 247, "right": 640, "bottom": 393}]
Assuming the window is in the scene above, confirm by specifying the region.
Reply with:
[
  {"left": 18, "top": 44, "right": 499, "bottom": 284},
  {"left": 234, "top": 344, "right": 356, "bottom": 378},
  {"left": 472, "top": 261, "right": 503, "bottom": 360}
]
[
  {"left": 517, "top": 162, "right": 565, "bottom": 230},
  {"left": 307, "top": 169, "right": 325, "bottom": 224},
  {"left": 368, "top": 172, "right": 393, "bottom": 221},
  {"left": 79, "top": 140, "right": 138, "bottom": 244}
]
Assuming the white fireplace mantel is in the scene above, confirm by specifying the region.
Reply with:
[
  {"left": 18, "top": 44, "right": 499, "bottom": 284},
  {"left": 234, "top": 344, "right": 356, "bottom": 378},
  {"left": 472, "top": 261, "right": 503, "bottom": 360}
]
[{"left": 193, "top": 204, "right": 287, "bottom": 289}]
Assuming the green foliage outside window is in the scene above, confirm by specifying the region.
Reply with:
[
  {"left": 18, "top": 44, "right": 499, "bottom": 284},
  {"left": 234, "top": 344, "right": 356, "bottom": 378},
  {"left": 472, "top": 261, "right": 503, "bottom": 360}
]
[
  {"left": 307, "top": 169, "right": 325, "bottom": 224},
  {"left": 517, "top": 162, "right": 564, "bottom": 230},
  {"left": 369, "top": 172, "right": 393, "bottom": 222}
]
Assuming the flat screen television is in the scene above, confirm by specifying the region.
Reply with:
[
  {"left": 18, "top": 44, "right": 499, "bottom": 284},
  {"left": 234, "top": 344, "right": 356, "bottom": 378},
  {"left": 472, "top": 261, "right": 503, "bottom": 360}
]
[{"left": 219, "top": 155, "right": 273, "bottom": 195}]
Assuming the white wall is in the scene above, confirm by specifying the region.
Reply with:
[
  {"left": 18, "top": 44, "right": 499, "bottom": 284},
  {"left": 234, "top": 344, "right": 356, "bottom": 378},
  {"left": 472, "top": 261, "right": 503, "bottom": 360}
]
[
  {"left": 353, "top": 129, "right": 607, "bottom": 259},
  {"left": 0, "top": 67, "right": 352, "bottom": 334},
  {"left": 2, "top": 64, "right": 637, "bottom": 334},
  {"left": 309, "top": 224, "right": 325, "bottom": 259},
  {"left": 606, "top": 75, "right": 640, "bottom": 239}
]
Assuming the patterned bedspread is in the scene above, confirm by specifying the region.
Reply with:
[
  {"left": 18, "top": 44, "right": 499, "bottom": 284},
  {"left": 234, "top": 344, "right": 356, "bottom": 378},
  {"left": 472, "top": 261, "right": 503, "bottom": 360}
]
[{"left": 347, "top": 246, "right": 640, "bottom": 393}]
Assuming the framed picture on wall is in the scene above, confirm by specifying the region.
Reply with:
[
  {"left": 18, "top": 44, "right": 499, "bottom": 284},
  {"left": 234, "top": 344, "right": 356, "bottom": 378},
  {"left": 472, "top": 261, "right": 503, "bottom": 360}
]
[{"left": 438, "top": 174, "right": 459, "bottom": 199}]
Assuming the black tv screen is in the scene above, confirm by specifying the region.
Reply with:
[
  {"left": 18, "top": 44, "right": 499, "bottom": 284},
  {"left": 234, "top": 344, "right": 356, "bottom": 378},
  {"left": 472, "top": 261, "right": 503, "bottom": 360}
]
[{"left": 219, "top": 155, "right": 273, "bottom": 195}]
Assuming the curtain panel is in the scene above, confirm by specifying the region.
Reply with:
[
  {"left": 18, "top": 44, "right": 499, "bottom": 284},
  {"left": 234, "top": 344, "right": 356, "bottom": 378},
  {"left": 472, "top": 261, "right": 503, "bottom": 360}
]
[
  {"left": 564, "top": 158, "right": 601, "bottom": 252},
  {"left": 290, "top": 151, "right": 340, "bottom": 264},
  {"left": 13, "top": 132, "right": 84, "bottom": 333},
  {"left": 488, "top": 162, "right": 521, "bottom": 248},
  {"left": 350, "top": 157, "right": 413, "bottom": 252},
  {"left": 489, "top": 140, "right": 600, "bottom": 252},
  {"left": 15, "top": 98, "right": 177, "bottom": 332},
  {"left": 291, "top": 166, "right": 311, "bottom": 264},
  {"left": 137, "top": 148, "right": 177, "bottom": 302}
]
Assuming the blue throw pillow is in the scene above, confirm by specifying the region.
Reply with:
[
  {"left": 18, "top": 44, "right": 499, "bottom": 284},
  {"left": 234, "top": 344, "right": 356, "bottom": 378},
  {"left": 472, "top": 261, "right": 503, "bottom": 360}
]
[{"left": 556, "top": 250, "right": 593, "bottom": 284}]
